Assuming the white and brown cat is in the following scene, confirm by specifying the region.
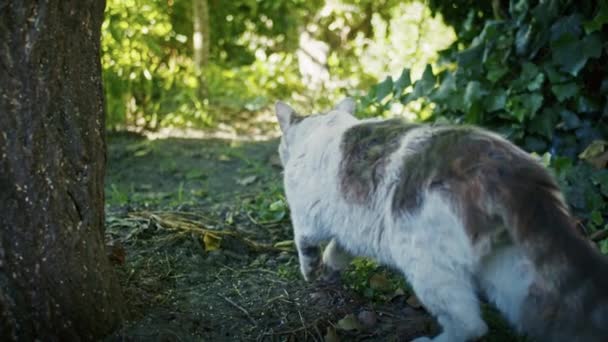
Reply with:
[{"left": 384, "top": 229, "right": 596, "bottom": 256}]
[{"left": 275, "top": 98, "right": 608, "bottom": 342}]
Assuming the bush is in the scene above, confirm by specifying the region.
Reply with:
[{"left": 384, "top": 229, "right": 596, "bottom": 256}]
[{"left": 361, "top": 0, "right": 608, "bottom": 247}]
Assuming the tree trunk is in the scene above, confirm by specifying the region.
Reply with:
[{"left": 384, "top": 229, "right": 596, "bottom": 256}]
[
  {"left": 193, "top": 0, "right": 210, "bottom": 71},
  {"left": 0, "top": 1, "right": 124, "bottom": 340}
]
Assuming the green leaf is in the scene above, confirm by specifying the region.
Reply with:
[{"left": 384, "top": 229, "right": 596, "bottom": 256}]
[
  {"left": 528, "top": 107, "right": 558, "bottom": 138},
  {"left": 485, "top": 89, "right": 507, "bottom": 112},
  {"left": 486, "top": 64, "right": 509, "bottom": 83},
  {"left": 420, "top": 65, "right": 436, "bottom": 91},
  {"left": 375, "top": 76, "right": 394, "bottom": 102},
  {"left": 544, "top": 64, "right": 570, "bottom": 83},
  {"left": 432, "top": 72, "right": 456, "bottom": 101},
  {"left": 559, "top": 109, "right": 581, "bottom": 130},
  {"left": 584, "top": 1, "right": 608, "bottom": 34},
  {"left": 508, "top": 93, "right": 544, "bottom": 121},
  {"left": 591, "top": 210, "right": 604, "bottom": 226},
  {"left": 576, "top": 96, "right": 600, "bottom": 113},
  {"left": 524, "top": 136, "right": 548, "bottom": 153},
  {"left": 551, "top": 82, "right": 578, "bottom": 102},
  {"left": 393, "top": 68, "right": 411, "bottom": 96},
  {"left": 591, "top": 170, "right": 608, "bottom": 197},
  {"left": 550, "top": 15, "right": 582, "bottom": 42},
  {"left": 464, "top": 81, "right": 485, "bottom": 110},
  {"left": 527, "top": 73, "right": 545, "bottom": 91},
  {"left": 551, "top": 32, "right": 602, "bottom": 76}
]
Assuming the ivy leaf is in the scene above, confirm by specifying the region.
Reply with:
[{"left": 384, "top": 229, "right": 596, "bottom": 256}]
[
  {"left": 485, "top": 89, "right": 507, "bottom": 112},
  {"left": 551, "top": 32, "right": 602, "bottom": 76},
  {"left": 508, "top": 93, "right": 544, "bottom": 122},
  {"left": 584, "top": 1, "right": 608, "bottom": 34},
  {"left": 393, "top": 68, "right": 411, "bottom": 97},
  {"left": 544, "top": 64, "right": 570, "bottom": 83},
  {"left": 464, "top": 81, "right": 485, "bottom": 110},
  {"left": 559, "top": 109, "right": 581, "bottom": 130},
  {"left": 576, "top": 96, "right": 600, "bottom": 113},
  {"left": 527, "top": 73, "right": 545, "bottom": 91},
  {"left": 551, "top": 82, "right": 578, "bottom": 102},
  {"left": 375, "top": 76, "right": 394, "bottom": 102},
  {"left": 528, "top": 107, "right": 558, "bottom": 138},
  {"left": 524, "top": 136, "right": 548, "bottom": 153},
  {"left": 432, "top": 71, "right": 456, "bottom": 101},
  {"left": 591, "top": 170, "right": 608, "bottom": 197},
  {"left": 486, "top": 63, "right": 509, "bottom": 83},
  {"left": 550, "top": 15, "right": 582, "bottom": 42},
  {"left": 420, "top": 65, "right": 436, "bottom": 92}
]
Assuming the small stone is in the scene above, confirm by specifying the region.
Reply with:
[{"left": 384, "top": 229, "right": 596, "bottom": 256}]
[
  {"left": 357, "top": 310, "right": 377, "bottom": 328},
  {"left": 277, "top": 251, "right": 291, "bottom": 262}
]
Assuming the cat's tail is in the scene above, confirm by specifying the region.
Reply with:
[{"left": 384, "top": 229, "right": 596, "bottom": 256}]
[{"left": 488, "top": 156, "right": 608, "bottom": 340}]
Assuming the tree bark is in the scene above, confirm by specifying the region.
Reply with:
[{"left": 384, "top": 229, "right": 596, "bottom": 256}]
[
  {"left": 193, "top": 0, "right": 210, "bottom": 71},
  {"left": 0, "top": 1, "right": 124, "bottom": 340}
]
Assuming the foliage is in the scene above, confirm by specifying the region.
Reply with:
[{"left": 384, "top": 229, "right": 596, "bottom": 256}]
[
  {"left": 102, "top": 0, "right": 208, "bottom": 130},
  {"left": 362, "top": 0, "right": 608, "bottom": 244},
  {"left": 102, "top": 0, "right": 457, "bottom": 129},
  {"left": 342, "top": 258, "right": 408, "bottom": 301}
]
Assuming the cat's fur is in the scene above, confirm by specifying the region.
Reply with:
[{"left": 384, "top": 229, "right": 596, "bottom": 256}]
[{"left": 275, "top": 98, "right": 608, "bottom": 342}]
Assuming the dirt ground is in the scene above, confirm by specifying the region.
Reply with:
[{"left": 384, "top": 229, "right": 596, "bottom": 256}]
[{"left": 103, "top": 130, "right": 525, "bottom": 342}]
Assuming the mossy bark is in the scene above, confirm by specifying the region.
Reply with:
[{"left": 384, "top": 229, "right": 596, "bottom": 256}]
[{"left": 0, "top": 1, "right": 124, "bottom": 340}]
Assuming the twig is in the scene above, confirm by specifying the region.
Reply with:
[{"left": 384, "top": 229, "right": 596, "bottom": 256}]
[
  {"left": 217, "top": 294, "right": 257, "bottom": 326},
  {"left": 590, "top": 229, "right": 608, "bottom": 242}
]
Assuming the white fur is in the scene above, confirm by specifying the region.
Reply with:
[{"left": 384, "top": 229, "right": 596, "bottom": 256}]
[{"left": 278, "top": 107, "right": 531, "bottom": 341}]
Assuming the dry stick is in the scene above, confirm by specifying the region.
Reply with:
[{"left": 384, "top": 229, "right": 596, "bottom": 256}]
[
  {"left": 129, "top": 211, "right": 289, "bottom": 252},
  {"left": 217, "top": 294, "right": 257, "bottom": 327},
  {"left": 590, "top": 229, "right": 608, "bottom": 242}
]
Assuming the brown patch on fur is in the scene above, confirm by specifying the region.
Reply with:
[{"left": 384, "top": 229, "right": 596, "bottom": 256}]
[
  {"left": 339, "top": 119, "right": 420, "bottom": 204},
  {"left": 387, "top": 123, "right": 608, "bottom": 339}
]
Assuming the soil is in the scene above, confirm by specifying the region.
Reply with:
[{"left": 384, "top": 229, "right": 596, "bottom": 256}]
[{"left": 103, "top": 130, "right": 526, "bottom": 342}]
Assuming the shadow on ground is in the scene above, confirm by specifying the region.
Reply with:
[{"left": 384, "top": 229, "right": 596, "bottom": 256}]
[{"left": 103, "top": 133, "right": 523, "bottom": 342}]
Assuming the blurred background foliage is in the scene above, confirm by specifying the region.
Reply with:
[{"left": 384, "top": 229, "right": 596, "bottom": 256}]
[
  {"left": 102, "top": 0, "right": 608, "bottom": 250},
  {"left": 102, "top": 0, "right": 454, "bottom": 130}
]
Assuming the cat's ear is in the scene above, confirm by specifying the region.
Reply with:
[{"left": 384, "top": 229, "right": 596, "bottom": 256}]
[
  {"left": 275, "top": 101, "right": 297, "bottom": 132},
  {"left": 334, "top": 97, "right": 356, "bottom": 115}
]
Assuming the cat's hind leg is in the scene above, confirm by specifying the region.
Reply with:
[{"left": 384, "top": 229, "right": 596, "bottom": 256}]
[
  {"left": 394, "top": 194, "right": 488, "bottom": 342},
  {"left": 406, "top": 269, "right": 487, "bottom": 342}
]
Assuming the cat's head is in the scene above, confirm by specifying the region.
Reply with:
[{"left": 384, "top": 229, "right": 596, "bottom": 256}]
[{"left": 274, "top": 98, "right": 356, "bottom": 165}]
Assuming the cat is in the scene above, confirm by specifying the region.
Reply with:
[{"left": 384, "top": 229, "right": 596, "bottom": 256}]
[{"left": 275, "top": 98, "right": 608, "bottom": 342}]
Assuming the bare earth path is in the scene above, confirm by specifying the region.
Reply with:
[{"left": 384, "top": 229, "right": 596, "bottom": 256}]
[{"left": 103, "top": 131, "right": 523, "bottom": 342}]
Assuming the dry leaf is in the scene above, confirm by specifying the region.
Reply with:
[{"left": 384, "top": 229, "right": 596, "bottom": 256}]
[
  {"left": 203, "top": 232, "right": 222, "bottom": 251},
  {"left": 406, "top": 294, "right": 422, "bottom": 309},
  {"left": 336, "top": 314, "right": 362, "bottom": 331},
  {"left": 579, "top": 140, "right": 608, "bottom": 169},
  {"left": 369, "top": 273, "right": 392, "bottom": 292},
  {"left": 236, "top": 175, "right": 257, "bottom": 186}
]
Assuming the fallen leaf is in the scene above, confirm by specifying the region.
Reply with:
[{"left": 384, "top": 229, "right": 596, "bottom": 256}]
[
  {"left": 324, "top": 326, "right": 339, "bottom": 342},
  {"left": 203, "top": 232, "right": 222, "bottom": 251},
  {"left": 406, "top": 294, "right": 422, "bottom": 309},
  {"left": 336, "top": 314, "right": 362, "bottom": 331},
  {"left": 106, "top": 241, "right": 126, "bottom": 265},
  {"left": 236, "top": 175, "right": 257, "bottom": 186},
  {"left": 369, "top": 273, "right": 392, "bottom": 292}
]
